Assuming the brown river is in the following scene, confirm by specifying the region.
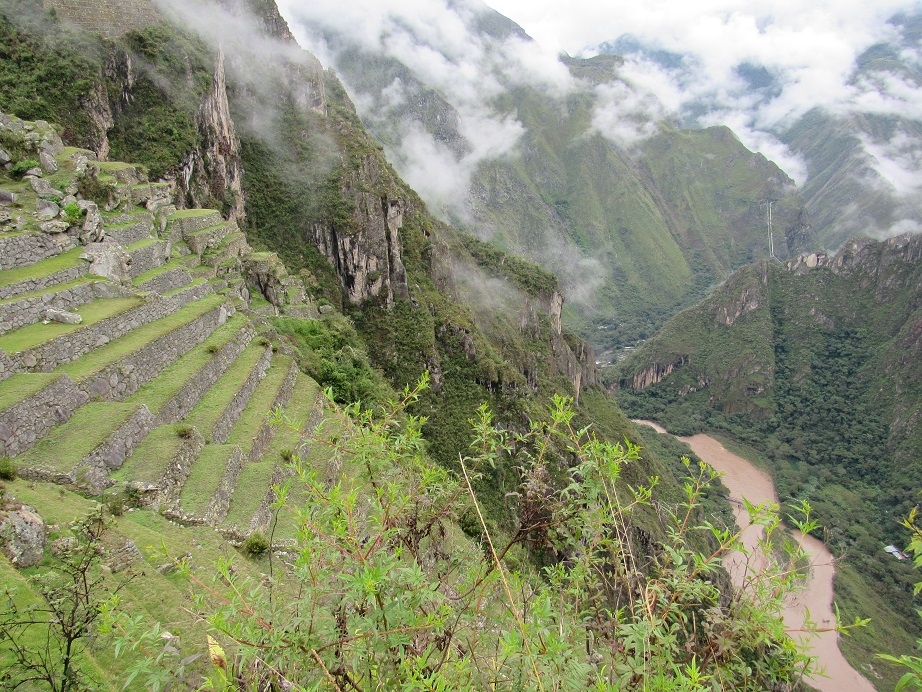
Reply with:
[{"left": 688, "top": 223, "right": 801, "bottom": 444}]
[{"left": 633, "top": 421, "right": 876, "bottom": 692}]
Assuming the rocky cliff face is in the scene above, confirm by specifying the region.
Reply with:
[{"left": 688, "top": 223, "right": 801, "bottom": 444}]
[
  {"left": 307, "top": 156, "right": 410, "bottom": 307},
  {"left": 184, "top": 48, "right": 246, "bottom": 223}
]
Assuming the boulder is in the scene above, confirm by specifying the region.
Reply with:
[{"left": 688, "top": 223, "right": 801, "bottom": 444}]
[
  {"left": 81, "top": 242, "right": 132, "bottom": 283},
  {"left": 79, "top": 201, "right": 103, "bottom": 243},
  {"left": 29, "top": 177, "right": 63, "bottom": 199},
  {"left": 0, "top": 190, "right": 18, "bottom": 204},
  {"left": 0, "top": 149, "right": 9, "bottom": 165},
  {"left": 0, "top": 504, "right": 47, "bottom": 567},
  {"left": 39, "top": 150, "right": 58, "bottom": 174},
  {"left": 35, "top": 199, "right": 60, "bottom": 221},
  {"left": 44, "top": 308, "right": 82, "bottom": 325},
  {"left": 40, "top": 220, "right": 70, "bottom": 234}
]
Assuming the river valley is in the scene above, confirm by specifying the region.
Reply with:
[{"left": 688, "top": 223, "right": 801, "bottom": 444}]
[{"left": 633, "top": 421, "right": 876, "bottom": 692}]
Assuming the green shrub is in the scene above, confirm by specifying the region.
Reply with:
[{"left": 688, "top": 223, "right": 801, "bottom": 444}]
[
  {"left": 9, "top": 159, "right": 39, "bottom": 177},
  {"left": 63, "top": 202, "right": 82, "bottom": 225},
  {"left": 175, "top": 425, "right": 194, "bottom": 439},
  {"left": 241, "top": 532, "right": 269, "bottom": 557},
  {"left": 0, "top": 457, "right": 17, "bottom": 481}
]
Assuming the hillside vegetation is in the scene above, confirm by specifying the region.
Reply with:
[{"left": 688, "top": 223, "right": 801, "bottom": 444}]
[{"left": 616, "top": 240, "right": 922, "bottom": 688}]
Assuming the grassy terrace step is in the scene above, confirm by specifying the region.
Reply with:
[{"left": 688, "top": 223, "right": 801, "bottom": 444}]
[
  {"left": 259, "top": 373, "right": 324, "bottom": 540},
  {"left": 105, "top": 217, "right": 153, "bottom": 246},
  {"left": 0, "top": 276, "right": 96, "bottom": 306},
  {"left": 0, "top": 373, "right": 62, "bottom": 413},
  {"left": 0, "top": 297, "right": 142, "bottom": 354},
  {"left": 178, "top": 443, "right": 242, "bottom": 518},
  {"left": 112, "top": 425, "right": 187, "bottom": 486},
  {"left": 59, "top": 293, "right": 226, "bottom": 384},
  {"left": 183, "top": 344, "right": 270, "bottom": 436},
  {"left": 218, "top": 357, "right": 294, "bottom": 531},
  {"left": 124, "top": 314, "right": 249, "bottom": 415},
  {"left": 2, "top": 478, "right": 271, "bottom": 689},
  {"left": 0, "top": 247, "right": 88, "bottom": 299},
  {"left": 132, "top": 256, "right": 193, "bottom": 289},
  {"left": 16, "top": 403, "right": 142, "bottom": 477},
  {"left": 185, "top": 222, "right": 234, "bottom": 255},
  {"left": 165, "top": 209, "right": 223, "bottom": 242}
]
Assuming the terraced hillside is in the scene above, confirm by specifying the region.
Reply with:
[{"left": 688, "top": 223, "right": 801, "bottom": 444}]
[{"left": 0, "top": 112, "right": 329, "bottom": 541}]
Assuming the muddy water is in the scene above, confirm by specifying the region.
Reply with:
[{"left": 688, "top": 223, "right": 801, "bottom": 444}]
[{"left": 633, "top": 421, "right": 875, "bottom": 692}]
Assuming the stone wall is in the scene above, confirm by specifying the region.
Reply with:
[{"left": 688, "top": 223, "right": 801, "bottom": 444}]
[
  {"left": 210, "top": 346, "right": 272, "bottom": 443},
  {"left": 164, "top": 211, "right": 223, "bottom": 243},
  {"left": 248, "top": 360, "right": 298, "bottom": 463},
  {"left": 203, "top": 446, "right": 245, "bottom": 525},
  {"left": 0, "top": 348, "right": 14, "bottom": 382},
  {"left": 77, "top": 405, "right": 157, "bottom": 494},
  {"left": 128, "top": 240, "right": 168, "bottom": 279},
  {"left": 106, "top": 217, "right": 153, "bottom": 246},
  {"left": 12, "top": 282, "right": 211, "bottom": 373},
  {"left": 0, "top": 281, "right": 98, "bottom": 335},
  {"left": 156, "top": 428, "right": 206, "bottom": 510},
  {"left": 0, "top": 375, "right": 88, "bottom": 457},
  {"left": 0, "top": 232, "right": 78, "bottom": 271},
  {"left": 156, "top": 324, "right": 254, "bottom": 425},
  {"left": 0, "top": 263, "right": 88, "bottom": 301},
  {"left": 83, "top": 302, "right": 233, "bottom": 402},
  {"left": 138, "top": 268, "right": 191, "bottom": 295},
  {"left": 42, "top": 0, "right": 163, "bottom": 37}
]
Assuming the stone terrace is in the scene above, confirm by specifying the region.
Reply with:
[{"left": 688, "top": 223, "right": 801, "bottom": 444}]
[{"left": 0, "top": 113, "right": 326, "bottom": 543}]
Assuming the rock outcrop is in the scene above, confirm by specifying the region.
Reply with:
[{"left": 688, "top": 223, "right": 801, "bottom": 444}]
[{"left": 0, "top": 504, "right": 47, "bottom": 567}]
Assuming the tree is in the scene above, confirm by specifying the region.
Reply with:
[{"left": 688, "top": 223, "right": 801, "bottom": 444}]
[
  {"left": 0, "top": 506, "right": 126, "bottom": 691},
  {"left": 111, "top": 376, "right": 828, "bottom": 690}
]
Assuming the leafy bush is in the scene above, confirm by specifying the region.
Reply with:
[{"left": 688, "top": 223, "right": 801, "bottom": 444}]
[
  {"left": 0, "top": 457, "right": 17, "bottom": 481},
  {"left": 175, "top": 425, "right": 194, "bottom": 439},
  {"left": 109, "top": 378, "right": 833, "bottom": 690},
  {"left": 9, "top": 159, "right": 38, "bottom": 177},
  {"left": 62, "top": 202, "right": 82, "bottom": 225},
  {"left": 241, "top": 532, "right": 269, "bottom": 557}
]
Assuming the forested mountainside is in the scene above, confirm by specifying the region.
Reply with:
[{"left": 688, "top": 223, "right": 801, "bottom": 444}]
[
  {"left": 290, "top": 8, "right": 812, "bottom": 354},
  {"left": 616, "top": 236, "right": 922, "bottom": 683}
]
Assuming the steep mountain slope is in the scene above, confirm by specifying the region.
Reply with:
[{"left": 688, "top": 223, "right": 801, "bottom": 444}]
[
  {"left": 0, "top": 0, "right": 691, "bottom": 566},
  {"left": 615, "top": 238, "right": 922, "bottom": 686},
  {"left": 285, "top": 6, "right": 812, "bottom": 353}
]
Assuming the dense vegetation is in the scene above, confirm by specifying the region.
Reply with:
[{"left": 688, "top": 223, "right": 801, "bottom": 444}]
[
  {"left": 92, "top": 388, "right": 823, "bottom": 690},
  {"left": 617, "top": 253, "right": 922, "bottom": 688}
]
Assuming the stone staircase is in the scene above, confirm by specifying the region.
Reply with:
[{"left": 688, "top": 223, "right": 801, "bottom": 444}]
[{"left": 0, "top": 112, "right": 326, "bottom": 541}]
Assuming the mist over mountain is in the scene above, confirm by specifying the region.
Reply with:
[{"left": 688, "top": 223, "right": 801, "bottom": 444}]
[
  {"left": 277, "top": 0, "right": 819, "bottom": 353},
  {"left": 600, "top": 9, "right": 922, "bottom": 249}
]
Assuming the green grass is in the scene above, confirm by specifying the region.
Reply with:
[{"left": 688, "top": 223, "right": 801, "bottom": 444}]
[
  {"left": 0, "top": 297, "right": 143, "bottom": 353},
  {"left": 124, "top": 314, "right": 247, "bottom": 414},
  {"left": 132, "top": 256, "right": 190, "bottom": 287},
  {"left": 225, "top": 356, "right": 293, "bottom": 450},
  {"left": 0, "top": 247, "right": 86, "bottom": 289},
  {"left": 17, "top": 403, "right": 141, "bottom": 474},
  {"left": 0, "top": 478, "right": 271, "bottom": 688},
  {"left": 267, "top": 373, "right": 324, "bottom": 540},
  {"left": 184, "top": 344, "right": 269, "bottom": 436},
  {"left": 112, "top": 425, "right": 187, "bottom": 485},
  {"left": 0, "top": 276, "right": 96, "bottom": 305},
  {"left": 221, "top": 457, "right": 276, "bottom": 532},
  {"left": 0, "top": 373, "right": 62, "bottom": 412},
  {"left": 59, "top": 293, "right": 225, "bottom": 382},
  {"left": 178, "top": 443, "right": 238, "bottom": 517},
  {"left": 125, "top": 237, "right": 158, "bottom": 253},
  {"left": 167, "top": 208, "right": 217, "bottom": 220}
]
